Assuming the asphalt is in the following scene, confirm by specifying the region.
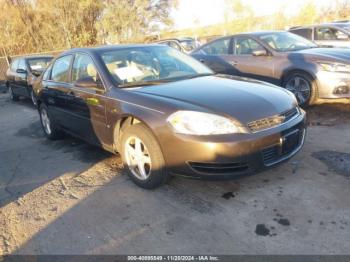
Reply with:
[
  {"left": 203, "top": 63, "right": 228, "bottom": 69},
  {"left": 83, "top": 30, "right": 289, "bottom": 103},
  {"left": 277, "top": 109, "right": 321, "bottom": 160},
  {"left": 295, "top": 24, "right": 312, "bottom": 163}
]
[{"left": 0, "top": 92, "right": 349, "bottom": 255}]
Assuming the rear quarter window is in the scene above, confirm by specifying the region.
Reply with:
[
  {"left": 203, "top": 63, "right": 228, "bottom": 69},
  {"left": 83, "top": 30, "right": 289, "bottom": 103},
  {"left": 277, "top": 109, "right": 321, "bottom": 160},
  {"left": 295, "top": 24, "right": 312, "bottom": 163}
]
[{"left": 290, "top": 28, "right": 312, "bottom": 40}]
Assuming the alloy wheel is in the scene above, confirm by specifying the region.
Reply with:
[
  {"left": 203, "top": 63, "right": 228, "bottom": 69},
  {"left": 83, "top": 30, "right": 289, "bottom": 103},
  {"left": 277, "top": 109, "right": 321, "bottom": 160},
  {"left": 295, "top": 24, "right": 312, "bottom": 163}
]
[
  {"left": 124, "top": 136, "right": 152, "bottom": 180},
  {"left": 285, "top": 76, "right": 311, "bottom": 105},
  {"left": 41, "top": 108, "right": 52, "bottom": 135}
]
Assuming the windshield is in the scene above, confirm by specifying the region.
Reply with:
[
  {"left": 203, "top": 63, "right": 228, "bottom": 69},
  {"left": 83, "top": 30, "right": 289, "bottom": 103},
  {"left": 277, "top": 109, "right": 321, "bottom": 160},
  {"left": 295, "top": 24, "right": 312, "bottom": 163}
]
[
  {"left": 100, "top": 46, "right": 213, "bottom": 87},
  {"left": 27, "top": 57, "right": 52, "bottom": 71},
  {"left": 258, "top": 32, "right": 317, "bottom": 52},
  {"left": 337, "top": 24, "right": 350, "bottom": 32}
]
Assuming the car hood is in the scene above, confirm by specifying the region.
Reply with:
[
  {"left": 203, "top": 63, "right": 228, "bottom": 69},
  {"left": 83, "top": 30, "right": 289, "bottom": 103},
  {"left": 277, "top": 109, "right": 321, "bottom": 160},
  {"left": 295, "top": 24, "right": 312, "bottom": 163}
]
[
  {"left": 293, "top": 48, "right": 350, "bottom": 63},
  {"left": 131, "top": 75, "right": 296, "bottom": 124}
]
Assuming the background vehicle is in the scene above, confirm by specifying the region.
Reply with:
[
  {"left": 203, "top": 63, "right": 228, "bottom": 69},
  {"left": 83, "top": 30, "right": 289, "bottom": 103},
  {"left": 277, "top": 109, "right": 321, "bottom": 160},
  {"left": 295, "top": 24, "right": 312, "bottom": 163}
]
[
  {"left": 34, "top": 45, "right": 305, "bottom": 189},
  {"left": 191, "top": 31, "right": 350, "bottom": 106},
  {"left": 154, "top": 37, "right": 200, "bottom": 53},
  {"left": 289, "top": 21, "right": 350, "bottom": 48},
  {"left": 6, "top": 55, "right": 53, "bottom": 105}
]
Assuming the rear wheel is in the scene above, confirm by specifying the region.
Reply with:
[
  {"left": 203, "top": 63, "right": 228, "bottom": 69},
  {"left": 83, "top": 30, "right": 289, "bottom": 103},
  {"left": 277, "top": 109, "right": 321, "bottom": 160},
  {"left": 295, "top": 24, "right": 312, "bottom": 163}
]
[
  {"left": 120, "top": 123, "right": 169, "bottom": 189},
  {"left": 283, "top": 72, "right": 317, "bottom": 106},
  {"left": 39, "top": 104, "right": 62, "bottom": 140},
  {"left": 8, "top": 86, "right": 19, "bottom": 101}
]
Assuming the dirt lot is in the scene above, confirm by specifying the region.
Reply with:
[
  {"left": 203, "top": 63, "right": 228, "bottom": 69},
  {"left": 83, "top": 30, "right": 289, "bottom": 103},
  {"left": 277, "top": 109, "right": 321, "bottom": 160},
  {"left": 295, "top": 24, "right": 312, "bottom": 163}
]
[{"left": 0, "top": 92, "right": 349, "bottom": 255}]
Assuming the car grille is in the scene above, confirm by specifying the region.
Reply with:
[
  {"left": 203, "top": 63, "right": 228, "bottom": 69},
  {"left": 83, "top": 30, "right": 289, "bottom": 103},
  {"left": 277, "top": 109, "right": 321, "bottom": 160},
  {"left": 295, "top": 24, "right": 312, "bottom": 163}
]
[
  {"left": 247, "top": 107, "right": 300, "bottom": 133},
  {"left": 262, "top": 124, "right": 304, "bottom": 166},
  {"left": 188, "top": 161, "right": 249, "bottom": 174}
]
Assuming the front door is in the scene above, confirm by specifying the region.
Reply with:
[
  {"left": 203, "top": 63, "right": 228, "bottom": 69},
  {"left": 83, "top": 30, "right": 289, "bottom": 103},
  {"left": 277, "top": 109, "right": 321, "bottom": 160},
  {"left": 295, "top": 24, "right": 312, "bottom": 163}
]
[
  {"left": 229, "top": 36, "right": 277, "bottom": 84},
  {"left": 68, "top": 53, "right": 108, "bottom": 146}
]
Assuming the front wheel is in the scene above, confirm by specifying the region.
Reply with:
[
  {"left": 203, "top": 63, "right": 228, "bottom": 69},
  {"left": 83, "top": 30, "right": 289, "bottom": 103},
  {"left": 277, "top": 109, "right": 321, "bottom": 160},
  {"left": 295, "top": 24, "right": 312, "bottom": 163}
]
[
  {"left": 283, "top": 72, "right": 317, "bottom": 106},
  {"left": 39, "top": 104, "right": 62, "bottom": 140},
  {"left": 120, "top": 123, "right": 169, "bottom": 189}
]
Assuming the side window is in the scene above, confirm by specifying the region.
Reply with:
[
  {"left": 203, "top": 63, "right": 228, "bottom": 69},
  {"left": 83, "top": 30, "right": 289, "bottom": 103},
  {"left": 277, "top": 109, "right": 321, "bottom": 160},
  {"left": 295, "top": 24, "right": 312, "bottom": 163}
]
[
  {"left": 71, "top": 53, "right": 98, "bottom": 84},
  {"left": 315, "top": 27, "right": 349, "bottom": 41},
  {"left": 18, "top": 59, "right": 26, "bottom": 70},
  {"left": 51, "top": 55, "right": 73, "bottom": 83},
  {"left": 235, "top": 38, "right": 265, "bottom": 55},
  {"left": 43, "top": 64, "right": 52, "bottom": 80},
  {"left": 202, "top": 38, "right": 230, "bottom": 55},
  {"left": 291, "top": 28, "right": 312, "bottom": 40},
  {"left": 10, "top": 59, "right": 19, "bottom": 71}
]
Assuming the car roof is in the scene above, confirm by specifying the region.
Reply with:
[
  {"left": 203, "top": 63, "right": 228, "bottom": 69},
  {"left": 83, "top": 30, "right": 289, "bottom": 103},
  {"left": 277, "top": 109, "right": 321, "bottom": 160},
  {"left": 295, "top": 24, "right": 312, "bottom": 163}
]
[
  {"left": 63, "top": 44, "right": 165, "bottom": 55},
  {"left": 290, "top": 22, "right": 350, "bottom": 30},
  {"left": 13, "top": 55, "right": 53, "bottom": 60},
  {"left": 202, "top": 31, "right": 286, "bottom": 41}
]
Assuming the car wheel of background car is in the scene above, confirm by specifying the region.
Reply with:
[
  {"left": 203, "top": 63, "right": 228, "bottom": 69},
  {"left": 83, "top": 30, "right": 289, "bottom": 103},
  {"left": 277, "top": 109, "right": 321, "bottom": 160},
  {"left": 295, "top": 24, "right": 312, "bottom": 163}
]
[
  {"left": 283, "top": 72, "right": 317, "bottom": 106},
  {"left": 39, "top": 104, "right": 62, "bottom": 140},
  {"left": 120, "top": 123, "right": 169, "bottom": 189},
  {"left": 30, "top": 89, "right": 38, "bottom": 106},
  {"left": 8, "top": 86, "right": 19, "bottom": 101}
]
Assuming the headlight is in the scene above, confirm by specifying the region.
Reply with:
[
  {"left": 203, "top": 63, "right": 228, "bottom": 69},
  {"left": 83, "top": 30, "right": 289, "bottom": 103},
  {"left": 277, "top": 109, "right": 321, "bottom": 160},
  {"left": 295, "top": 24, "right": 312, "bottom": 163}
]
[
  {"left": 167, "top": 111, "right": 246, "bottom": 135},
  {"left": 319, "top": 62, "right": 350, "bottom": 73}
]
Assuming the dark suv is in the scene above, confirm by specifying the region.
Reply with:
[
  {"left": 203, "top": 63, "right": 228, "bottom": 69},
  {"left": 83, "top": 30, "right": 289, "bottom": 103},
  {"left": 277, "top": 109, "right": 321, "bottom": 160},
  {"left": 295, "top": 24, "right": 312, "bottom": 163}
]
[
  {"left": 6, "top": 55, "right": 53, "bottom": 105},
  {"left": 289, "top": 21, "right": 350, "bottom": 48}
]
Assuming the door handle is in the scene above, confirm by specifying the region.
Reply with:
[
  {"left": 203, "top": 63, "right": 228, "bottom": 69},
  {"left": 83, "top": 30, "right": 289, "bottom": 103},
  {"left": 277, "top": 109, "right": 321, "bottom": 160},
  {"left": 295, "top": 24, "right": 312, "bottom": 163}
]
[
  {"left": 229, "top": 61, "right": 238, "bottom": 66},
  {"left": 199, "top": 59, "right": 205, "bottom": 63},
  {"left": 67, "top": 91, "right": 75, "bottom": 97},
  {"left": 86, "top": 97, "right": 100, "bottom": 106}
]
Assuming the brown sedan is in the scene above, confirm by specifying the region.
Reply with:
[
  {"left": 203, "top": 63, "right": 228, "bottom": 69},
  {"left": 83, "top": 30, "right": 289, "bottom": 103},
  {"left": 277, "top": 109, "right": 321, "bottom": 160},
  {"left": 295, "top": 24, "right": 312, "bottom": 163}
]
[{"left": 34, "top": 45, "right": 306, "bottom": 189}]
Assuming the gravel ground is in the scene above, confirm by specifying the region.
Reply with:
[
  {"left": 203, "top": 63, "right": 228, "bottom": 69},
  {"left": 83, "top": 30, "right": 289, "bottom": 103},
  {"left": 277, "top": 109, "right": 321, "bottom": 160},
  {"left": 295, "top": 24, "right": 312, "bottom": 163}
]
[{"left": 0, "top": 92, "right": 349, "bottom": 255}]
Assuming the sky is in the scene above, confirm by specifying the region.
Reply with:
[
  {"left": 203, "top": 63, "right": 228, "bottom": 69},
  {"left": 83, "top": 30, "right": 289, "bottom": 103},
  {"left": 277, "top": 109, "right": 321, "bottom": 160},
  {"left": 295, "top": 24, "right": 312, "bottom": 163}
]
[{"left": 171, "top": 0, "right": 337, "bottom": 30}]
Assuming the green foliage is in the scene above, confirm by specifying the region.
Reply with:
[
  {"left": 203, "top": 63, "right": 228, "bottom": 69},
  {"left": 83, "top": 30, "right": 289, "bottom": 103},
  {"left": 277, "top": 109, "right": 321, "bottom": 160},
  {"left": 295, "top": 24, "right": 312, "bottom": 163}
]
[{"left": 0, "top": 0, "right": 176, "bottom": 55}]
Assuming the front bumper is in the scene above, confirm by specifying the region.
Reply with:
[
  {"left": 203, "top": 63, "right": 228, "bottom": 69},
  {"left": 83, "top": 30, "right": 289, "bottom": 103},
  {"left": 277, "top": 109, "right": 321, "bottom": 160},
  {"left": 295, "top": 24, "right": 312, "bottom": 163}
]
[
  {"left": 159, "top": 110, "right": 306, "bottom": 179},
  {"left": 316, "top": 71, "right": 350, "bottom": 99}
]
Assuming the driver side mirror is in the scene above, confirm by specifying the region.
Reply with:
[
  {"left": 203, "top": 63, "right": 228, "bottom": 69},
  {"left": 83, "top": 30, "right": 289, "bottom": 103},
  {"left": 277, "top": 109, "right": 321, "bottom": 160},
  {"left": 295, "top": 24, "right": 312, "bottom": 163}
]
[
  {"left": 16, "top": 68, "right": 27, "bottom": 74},
  {"left": 252, "top": 49, "right": 268, "bottom": 56}
]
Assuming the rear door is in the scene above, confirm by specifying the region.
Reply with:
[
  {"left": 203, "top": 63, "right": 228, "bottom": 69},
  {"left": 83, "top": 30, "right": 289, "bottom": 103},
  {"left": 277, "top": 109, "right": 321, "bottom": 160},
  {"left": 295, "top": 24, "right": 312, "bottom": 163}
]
[
  {"left": 44, "top": 55, "right": 74, "bottom": 128},
  {"left": 68, "top": 53, "right": 108, "bottom": 146},
  {"left": 14, "top": 59, "right": 29, "bottom": 96},
  {"left": 230, "top": 36, "right": 277, "bottom": 84},
  {"left": 192, "top": 37, "right": 240, "bottom": 75},
  {"left": 7, "top": 59, "right": 19, "bottom": 89}
]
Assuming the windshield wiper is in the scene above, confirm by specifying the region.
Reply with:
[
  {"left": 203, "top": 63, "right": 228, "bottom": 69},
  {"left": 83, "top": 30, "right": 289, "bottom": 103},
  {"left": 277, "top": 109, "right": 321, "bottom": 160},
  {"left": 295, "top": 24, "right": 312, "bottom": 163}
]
[
  {"left": 118, "top": 79, "right": 171, "bottom": 88},
  {"left": 179, "top": 73, "right": 214, "bottom": 80}
]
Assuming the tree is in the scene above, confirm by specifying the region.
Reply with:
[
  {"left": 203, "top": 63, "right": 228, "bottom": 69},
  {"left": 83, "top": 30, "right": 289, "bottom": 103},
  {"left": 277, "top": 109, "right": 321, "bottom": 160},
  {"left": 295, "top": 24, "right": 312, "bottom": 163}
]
[{"left": 97, "top": 0, "right": 177, "bottom": 44}]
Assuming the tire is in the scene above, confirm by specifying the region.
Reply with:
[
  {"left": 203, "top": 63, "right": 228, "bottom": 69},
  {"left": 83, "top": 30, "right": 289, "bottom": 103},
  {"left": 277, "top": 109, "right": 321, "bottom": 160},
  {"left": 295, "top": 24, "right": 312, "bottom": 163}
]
[
  {"left": 8, "top": 86, "right": 19, "bottom": 101},
  {"left": 283, "top": 72, "right": 317, "bottom": 106},
  {"left": 30, "top": 89, "right": 38, "bottom": 106},
  {"left": 120, "top": 123, "right": 169, "bottom": 189},
  {"left": 39, "top": 103, "right": 62, "bottom": 140}
]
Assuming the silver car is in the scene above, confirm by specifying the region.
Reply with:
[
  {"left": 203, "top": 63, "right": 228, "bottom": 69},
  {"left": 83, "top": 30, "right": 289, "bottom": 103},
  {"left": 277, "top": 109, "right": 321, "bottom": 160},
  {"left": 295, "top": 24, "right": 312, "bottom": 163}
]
[
  {"left": 191, "top": 31, "right": 350, "bottom": 105},
  {"left": 289, "top": 21, "right": 350, "bottom": 49}
]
